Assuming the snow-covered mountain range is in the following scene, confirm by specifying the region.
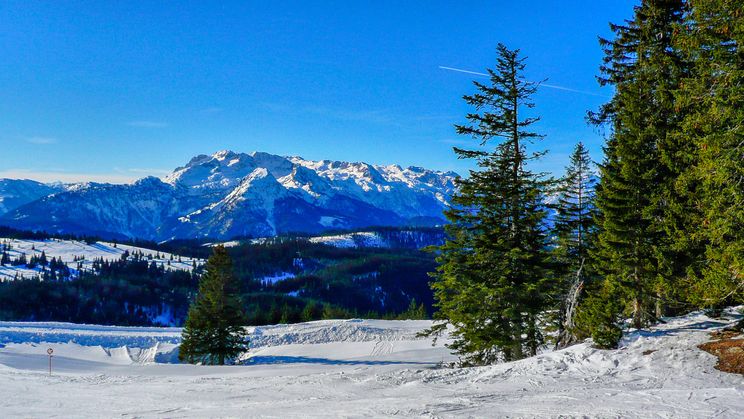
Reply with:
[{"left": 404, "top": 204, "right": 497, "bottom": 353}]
[
  {"left": 0, "top": 151, "right": 458, "bottom": 240},
  {"left": 0, "top": 179, "right": 66, "bottom": 215}
]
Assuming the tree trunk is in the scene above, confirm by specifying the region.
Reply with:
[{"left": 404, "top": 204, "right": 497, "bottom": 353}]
[
  {"left": 557, "top": 259, "right": 585, "bottom": 349},
  {"left": 632, "top": 298, "right": 642, "bottom": 329}
]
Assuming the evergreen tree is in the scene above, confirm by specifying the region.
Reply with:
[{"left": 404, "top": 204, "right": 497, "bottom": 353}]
[
  {"left": 397, "top": 298, "right": 428, "bottom": 320},
  {"left": 586, "top": 1, "right": 688, "bottom": 346},
  {"left": 426, "top": 44, "right": 554, "bottom": 365},
  {"left": 302, "top": 301, "right": 322, "bottom": 322},
  {"left": 675, "top": 0, "right": 743, "bottom": 308},
  {"left": 269, "top": 303, "right": 282, "bottom": 323},
  {"left": 279, "top": 303, "right": 291, "bottom": 324},
  {"left": 179, "top": 245, "right": 248, "bottom": 365},
  {"left": 12, "top": 254, "right": 27, "bottom": 266},
  {"left": 553, "top": 142, "right": 597, "bottom": 347}
]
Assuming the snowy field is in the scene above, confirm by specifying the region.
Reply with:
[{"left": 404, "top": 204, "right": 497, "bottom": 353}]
[
  {"left": 308, "top": 232, "right": 387, "bottom": 248},
  {"left": 0, "top": 310, "right": 743, "bottom": 418},
  {"left": 0, "top": 238, "right": 202, "bottom": 281},
  {"left": 243, "top": 232, "right": 389, "bottom": 249}
]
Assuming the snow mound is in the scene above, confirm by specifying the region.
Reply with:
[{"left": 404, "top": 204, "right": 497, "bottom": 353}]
[{"left": 248, "top": 319, "right": 431, "bottom": 348}]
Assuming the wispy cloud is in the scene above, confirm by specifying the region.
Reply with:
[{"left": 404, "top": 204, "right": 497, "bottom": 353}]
[
  {"left": 25, "top": 136, "right": 58, "bottom": 145},
  {"left": 0, "top": 169, "right": 141, "bottom": 184},
  {"left": 127, "top": 120, "right": 169, "bottom": 128},
  {"left": 439, "top": 66, "right": 608, "bottom": 98}
]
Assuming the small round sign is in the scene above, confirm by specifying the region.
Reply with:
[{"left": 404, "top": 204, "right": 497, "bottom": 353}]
[{"left": 47, "top": 348, "right": 53, "bottom": 355}]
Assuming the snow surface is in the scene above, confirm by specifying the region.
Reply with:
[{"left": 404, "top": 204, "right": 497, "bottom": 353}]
[
  {"left": 0, "top": 238, "right": 202, "bottom": 281},
  {"left": 1, "top": 310, "right": 743, "bottom": 417},
  {"left": 204, "top": 240, "right": 242, "bottom": 248},
  {"left": 309, "top": 232, "right": 388, "bottom": 248}
]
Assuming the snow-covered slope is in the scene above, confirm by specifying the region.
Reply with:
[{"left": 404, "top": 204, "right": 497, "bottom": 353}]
[
  {"left": 0, "top": 238, "right": 202, "bottom": 281},
  {"left": 0, "top": 179, "right": 66, "bottom": 216},
  {"left": 0, "top": 150, "right": 458, "bottom": 240},
  {"left": 307, "top": 229, "right": 446, "bottom": 249},
  {"left": 230, "top": 229, "right": 446, "bottom": 249},
  {"left": 308, "top": 231, "right": 390, "bottom": 248},
  {"left": 0, "top": 310, "right": 742, "bottom": 417}
]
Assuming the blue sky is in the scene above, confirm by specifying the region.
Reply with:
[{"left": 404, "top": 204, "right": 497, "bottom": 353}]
[{"left": 0, "top": 1, "right": 635, "bottom": 183}]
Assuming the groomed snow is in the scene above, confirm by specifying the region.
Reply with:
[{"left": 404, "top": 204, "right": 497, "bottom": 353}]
[{"left": 0, "top": 310, "right": 743, "bottom": 417}]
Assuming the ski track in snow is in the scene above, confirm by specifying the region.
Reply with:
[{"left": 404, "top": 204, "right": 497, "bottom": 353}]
[{"left": 0, "top": 311, "right": 743, "bottom": 417}]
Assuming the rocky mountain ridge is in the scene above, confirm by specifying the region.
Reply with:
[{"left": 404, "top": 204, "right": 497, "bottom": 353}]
[{"left": 0, "top": 151, "right": 458, "bottom": 240}]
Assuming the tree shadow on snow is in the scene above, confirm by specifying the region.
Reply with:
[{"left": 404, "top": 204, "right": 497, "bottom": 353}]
[
  {"left": 631, "top": 320, "right": 730, "bottom": 339},
  {"left": 89, "top": 243, "right": 121, "bottom": 254}
]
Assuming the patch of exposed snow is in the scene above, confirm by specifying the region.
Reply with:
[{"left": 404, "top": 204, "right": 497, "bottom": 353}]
[
  {"left": 203, "top": 240, "right": 241, "bottom": 248},
  {"left": 260, "top": 271, "right": 296, "bottom": 285},
  {"left": 308, "top": 232, "right": 388, "bottom": 248}
]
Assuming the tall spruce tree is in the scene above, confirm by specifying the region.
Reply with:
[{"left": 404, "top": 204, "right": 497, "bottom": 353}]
[
  {"left": 179, "top": 245, "right": 248, "bottom": 365},
  {"left": 553, "top": 142, "right": 597, "bottom": 348},
  {"left": 426, "top": 44, "right": 554, "bottom": 365},
  {"left": 675, "top": 0, "right": 743, "bottom": 308},
  {"left": 586, "top": 1, "right": 688, "bottom": 346}
]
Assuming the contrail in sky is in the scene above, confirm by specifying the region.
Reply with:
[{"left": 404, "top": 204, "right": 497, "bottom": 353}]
[
  {"left": 439, "top": 66, "right": 491, "bottom": 77},
  {"left": 439, "top": 66, "right": 608, "bottom": 98}
]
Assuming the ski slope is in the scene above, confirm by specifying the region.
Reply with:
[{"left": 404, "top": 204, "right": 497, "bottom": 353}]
[
  {"left": 0, "top": 310, "right": 743, "bottom": 417},
  {"left": 0, "top": 238, "right": 202, "bottom": 281}
]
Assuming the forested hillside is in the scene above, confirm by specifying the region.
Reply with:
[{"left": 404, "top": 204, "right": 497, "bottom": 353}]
[{"left": 0, "top": 227, "right": 437, "bottom": 326}]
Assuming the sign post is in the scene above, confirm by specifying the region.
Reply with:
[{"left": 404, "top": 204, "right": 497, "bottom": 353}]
[{"left": 47, "top": 348, "right": 53, "bottom": 375}]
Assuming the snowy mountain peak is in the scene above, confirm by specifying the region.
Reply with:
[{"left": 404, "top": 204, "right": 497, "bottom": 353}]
[
  {"left": 165, "top": 151, "right": 258, "bottom": 190},
  {"left": 213, "top": 149, "right": 237, "bottom": 160},
  {"left": 133, "top": 176, "right": 167, "bottom": 188},
  {"left": 0, "top": 151, "right": 459, "bottom": 240}
]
